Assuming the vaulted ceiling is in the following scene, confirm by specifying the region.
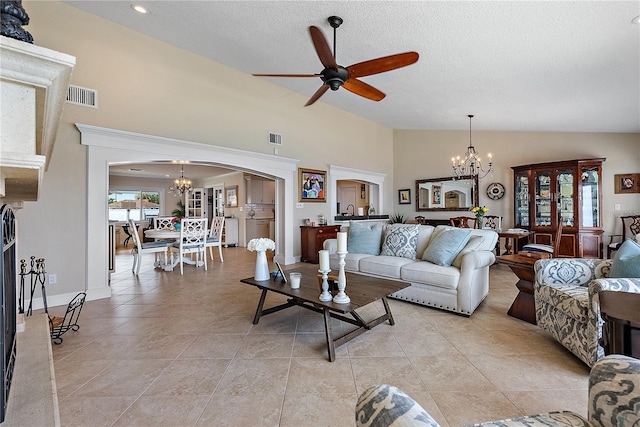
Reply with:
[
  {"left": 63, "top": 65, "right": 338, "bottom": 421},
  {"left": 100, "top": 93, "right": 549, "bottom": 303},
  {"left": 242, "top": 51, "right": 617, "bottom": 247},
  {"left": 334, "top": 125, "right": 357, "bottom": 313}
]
[{"left": 63, "top": 1, "right": 640, "bottom": 133}]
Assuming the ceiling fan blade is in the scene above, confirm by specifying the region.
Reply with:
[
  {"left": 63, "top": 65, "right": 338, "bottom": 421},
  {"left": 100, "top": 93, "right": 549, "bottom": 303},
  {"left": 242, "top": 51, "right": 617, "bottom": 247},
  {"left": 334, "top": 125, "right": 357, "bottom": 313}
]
[
  {"left": 304, "top": 84, "right": 330, "bottom": 107},
  {"left": 253, "top": 73, "right": 321, "bottom": 78},
  {"left": 309, "top": 26, "right": 338, "bottom": 71},
  {"left": 348, "top": 52, "right": 419, "bottom": 78},
  {"left": 342, "top": 78, "right": 385, "bottom": 102}
]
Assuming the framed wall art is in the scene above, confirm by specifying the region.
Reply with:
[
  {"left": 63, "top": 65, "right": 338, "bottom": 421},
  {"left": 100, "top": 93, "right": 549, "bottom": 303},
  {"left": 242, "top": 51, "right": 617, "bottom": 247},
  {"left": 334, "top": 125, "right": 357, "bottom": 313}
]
[
  {"left": 299, "top": 168, "right": 326, "bottom": 202},
  {"left": 225, "top": 185, "right": 238, "bottom": 207},
  {"left": 615, "top": 173, "right": 640, "bottom": 194},
  {"left": 398, "top": 189, "right": 411, "bottom": 205}
]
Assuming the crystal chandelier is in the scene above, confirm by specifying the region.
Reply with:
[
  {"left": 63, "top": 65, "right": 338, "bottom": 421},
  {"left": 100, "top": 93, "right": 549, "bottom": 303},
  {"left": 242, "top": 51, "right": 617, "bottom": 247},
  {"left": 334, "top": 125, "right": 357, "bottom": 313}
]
[
  {"left": 451, "top": 115, "right": 493, "bottom": 179},
  {"left": 169, "top": 164, "right": 193, "bottom": 196}
]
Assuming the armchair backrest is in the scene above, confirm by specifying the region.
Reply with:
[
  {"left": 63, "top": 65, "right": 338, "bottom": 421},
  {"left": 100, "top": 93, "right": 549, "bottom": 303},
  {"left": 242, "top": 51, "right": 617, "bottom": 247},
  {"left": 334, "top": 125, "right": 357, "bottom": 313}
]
[
  {"left": 552, "top": 218, "right": 564, "bottom": 258},
  {"left": 209, "top": 216, "right": 225, "bottom": 239},
  {"left": 179, "top": 217, "right": 207, "bottom": 248},
  {"left": 621, "top": 215, "right": 640, "bottom": 241},
  {"left": 155, "top": 216, "right": 175, "bottom": 230},
  {"left": 449, "top": 216, "right": 476, "bottom": 229},
  {"left": 128, "top": 219, "right": 142, "bottom": 250}
]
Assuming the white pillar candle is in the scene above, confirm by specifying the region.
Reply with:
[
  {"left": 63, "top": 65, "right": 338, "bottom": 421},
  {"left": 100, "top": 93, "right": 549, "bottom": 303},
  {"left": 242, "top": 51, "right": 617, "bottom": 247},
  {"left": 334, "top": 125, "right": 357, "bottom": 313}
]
[
  {"left": 319, "top": 250, "right": 329, "bottom": 270},
  {"left": 337, "top": 232, "right": 348, "bottom": 252},
  {"left": 357, "top": 207, "right": 364, "bottom": 216}
]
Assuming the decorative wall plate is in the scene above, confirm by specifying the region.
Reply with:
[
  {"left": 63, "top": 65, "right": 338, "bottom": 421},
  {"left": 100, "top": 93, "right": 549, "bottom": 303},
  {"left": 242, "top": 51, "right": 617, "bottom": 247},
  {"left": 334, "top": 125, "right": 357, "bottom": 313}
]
[{"left": 486, "top": 182, "right": 505, "bottom": 200}]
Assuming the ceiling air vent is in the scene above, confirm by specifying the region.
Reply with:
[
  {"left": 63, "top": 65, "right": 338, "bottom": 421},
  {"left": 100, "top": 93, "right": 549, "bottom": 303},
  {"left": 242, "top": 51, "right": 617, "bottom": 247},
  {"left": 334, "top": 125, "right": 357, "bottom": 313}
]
[
  {"left": 66, "top": 85, "right": 98, "bottom": 108},
  {"left": 268, "top": 132, "right": 282, "bottom": 145}
]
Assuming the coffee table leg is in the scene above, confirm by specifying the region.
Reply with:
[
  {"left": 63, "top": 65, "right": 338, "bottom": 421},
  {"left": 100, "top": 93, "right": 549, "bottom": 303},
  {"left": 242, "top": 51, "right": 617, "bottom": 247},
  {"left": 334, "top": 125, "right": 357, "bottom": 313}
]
[
  {"left": 322, "top": 307, "right": 336, "bottom": 362},
  {"left": 381, "top": 297, "right": 395, "bottom": 325},
  {"left": 253, "top": 289, "right": 268, "bottom": 324}
]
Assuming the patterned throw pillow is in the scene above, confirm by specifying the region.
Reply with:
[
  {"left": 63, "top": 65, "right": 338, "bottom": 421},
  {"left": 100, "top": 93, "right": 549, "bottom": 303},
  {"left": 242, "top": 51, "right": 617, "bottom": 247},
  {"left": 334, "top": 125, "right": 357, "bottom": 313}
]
[
  {"left": 610, "top": 239, "right": 640, "bottom": 278},
  {"left": 347, "top": 221, "right": 384, "bottom": 255},
  {"left": 380, "top": 224, "right": 420, "bottom": 259}
]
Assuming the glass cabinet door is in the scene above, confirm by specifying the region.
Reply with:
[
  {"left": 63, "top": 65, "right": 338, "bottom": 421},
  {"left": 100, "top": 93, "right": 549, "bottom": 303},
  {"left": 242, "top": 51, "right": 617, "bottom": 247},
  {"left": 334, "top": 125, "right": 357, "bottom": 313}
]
[
  {"left": 515, "top": 172, "right": 529, "bottom": 227},
  {"left": 557, "top": 169, "right": 575, "bottom": 227},
  {"left": 580, "top": 166, "right": 600, "bottom": 227},
  {"left": 534, "top": 170, "right": 552, "bottom": 227}
]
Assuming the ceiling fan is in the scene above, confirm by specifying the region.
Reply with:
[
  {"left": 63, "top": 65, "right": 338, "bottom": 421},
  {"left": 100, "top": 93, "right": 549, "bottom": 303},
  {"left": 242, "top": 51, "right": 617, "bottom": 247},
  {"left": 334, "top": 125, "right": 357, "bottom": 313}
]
[{"left": 253, "top": 16, "right": 419, "bottom": 107}]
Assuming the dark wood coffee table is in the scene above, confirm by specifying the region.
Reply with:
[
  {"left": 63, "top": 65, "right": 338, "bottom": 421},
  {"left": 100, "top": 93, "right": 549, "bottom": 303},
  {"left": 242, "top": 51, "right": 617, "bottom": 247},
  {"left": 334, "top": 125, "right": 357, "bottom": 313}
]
[{"left": 240, "top": 264, "right": 409, "bottom": 361}]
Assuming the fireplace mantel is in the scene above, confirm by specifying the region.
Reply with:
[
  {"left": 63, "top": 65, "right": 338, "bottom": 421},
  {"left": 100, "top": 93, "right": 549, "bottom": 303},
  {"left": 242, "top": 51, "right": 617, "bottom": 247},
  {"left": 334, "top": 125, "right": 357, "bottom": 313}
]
[{"left": 0, "top": 35, "right": 75, "bottom": 208}]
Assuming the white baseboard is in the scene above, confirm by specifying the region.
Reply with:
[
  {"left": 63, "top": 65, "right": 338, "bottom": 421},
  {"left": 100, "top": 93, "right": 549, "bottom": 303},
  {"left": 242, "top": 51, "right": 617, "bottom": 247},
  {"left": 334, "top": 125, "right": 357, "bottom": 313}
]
[{"left": 25, "top": 287, "right": 112, "bottom": 310}]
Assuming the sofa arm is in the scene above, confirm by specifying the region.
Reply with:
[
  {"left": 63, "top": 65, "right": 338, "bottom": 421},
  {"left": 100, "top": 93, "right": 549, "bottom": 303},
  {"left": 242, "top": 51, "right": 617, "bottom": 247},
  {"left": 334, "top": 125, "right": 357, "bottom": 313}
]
[
  {"left": 460, "top": 250, "right": 496, "bottom": 271},
  {"left": 589, "top": 354, "right": 640, "bottom": 426},
  {"left": 587, "top": 277, "right": 640, "bottom": 320},
  {"left": 323, "top": 238, "right": 337, "bottom": 254}
]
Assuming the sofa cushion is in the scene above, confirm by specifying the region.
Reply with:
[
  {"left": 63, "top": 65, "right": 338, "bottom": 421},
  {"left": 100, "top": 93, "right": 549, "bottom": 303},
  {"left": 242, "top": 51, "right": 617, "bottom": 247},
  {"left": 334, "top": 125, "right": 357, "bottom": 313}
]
[
  {"left": 360, "top": 255, "right": 416, "bottom": 279},
  {"left": 328, "top": 252, "right": 370, "bottom": 272},
  {"left": 381, "top": 224, "right": 420, "bottom": 260},
  {"left": 422, "top": 228, "right": 472, "bottom": 266},
  {"left": 415, "top": 225, "right": 436, "bottom": 259},
  {"left": 356, "top": 384, "right": 438, "bottom": 427},
  {"left": 400, "top": 261, "right": 460, "bottom": 290},
  {"left": 348, "top": 221, "right": 384, "bottom": 255},
  {"left": 610, "top": 239, "right": 640, "bottom": 278}
]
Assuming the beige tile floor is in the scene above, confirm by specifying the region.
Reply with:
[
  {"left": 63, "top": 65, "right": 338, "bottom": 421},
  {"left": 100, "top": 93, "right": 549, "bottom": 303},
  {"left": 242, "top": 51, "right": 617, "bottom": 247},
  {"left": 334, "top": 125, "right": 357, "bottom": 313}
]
[{"left": 50, "top": 246, "right": 590, "bottom": 427}]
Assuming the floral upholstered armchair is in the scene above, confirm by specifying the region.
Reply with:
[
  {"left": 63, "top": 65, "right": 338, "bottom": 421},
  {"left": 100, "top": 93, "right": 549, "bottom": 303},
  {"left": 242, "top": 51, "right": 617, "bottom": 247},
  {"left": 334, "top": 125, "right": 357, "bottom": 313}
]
[
  {"left": 534, "top": 257, "right": 640, "bottom": 367},
  {"left": 356, "top": 355, "right": 640, "bottom": 427}
]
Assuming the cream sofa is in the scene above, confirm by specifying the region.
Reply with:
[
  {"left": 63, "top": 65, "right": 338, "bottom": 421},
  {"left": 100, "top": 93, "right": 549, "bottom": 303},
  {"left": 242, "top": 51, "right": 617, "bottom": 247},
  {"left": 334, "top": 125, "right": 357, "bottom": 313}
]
[{"left": 323, "top": 224, "right": 498, "bottom": 315}]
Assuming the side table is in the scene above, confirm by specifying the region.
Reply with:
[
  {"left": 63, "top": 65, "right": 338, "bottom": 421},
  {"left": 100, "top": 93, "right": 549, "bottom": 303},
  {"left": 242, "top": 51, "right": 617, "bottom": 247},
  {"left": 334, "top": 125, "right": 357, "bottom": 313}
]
[
  {"left": 496, "top": 253, "right": 548, "bottom": 324},
  {"left": 498, "top": 231, "right": 533, "bottom": 255}
]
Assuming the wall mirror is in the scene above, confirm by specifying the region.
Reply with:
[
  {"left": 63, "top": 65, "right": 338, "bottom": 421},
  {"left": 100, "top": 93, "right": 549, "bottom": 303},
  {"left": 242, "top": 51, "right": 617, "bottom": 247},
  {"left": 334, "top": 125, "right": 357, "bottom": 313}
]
[{"left": 415, "top": 175, "right": 478, "bottom": 211}]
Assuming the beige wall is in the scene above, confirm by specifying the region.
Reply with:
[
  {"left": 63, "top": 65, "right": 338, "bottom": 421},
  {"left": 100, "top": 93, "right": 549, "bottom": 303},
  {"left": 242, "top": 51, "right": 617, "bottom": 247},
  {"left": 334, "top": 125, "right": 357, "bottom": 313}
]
[{"left": 393, "top": 130, "right": 640, "bottom": 233}]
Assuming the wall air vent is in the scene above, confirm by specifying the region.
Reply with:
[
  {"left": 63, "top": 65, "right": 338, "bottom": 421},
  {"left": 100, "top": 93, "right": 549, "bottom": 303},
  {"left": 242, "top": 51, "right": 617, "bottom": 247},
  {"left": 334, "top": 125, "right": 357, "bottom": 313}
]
[
  {"left": 268, "top": 132, "right": 282, "bottom": 145},
  {"left": 66, "top": 85, "right": 98, "bottom": 108}
]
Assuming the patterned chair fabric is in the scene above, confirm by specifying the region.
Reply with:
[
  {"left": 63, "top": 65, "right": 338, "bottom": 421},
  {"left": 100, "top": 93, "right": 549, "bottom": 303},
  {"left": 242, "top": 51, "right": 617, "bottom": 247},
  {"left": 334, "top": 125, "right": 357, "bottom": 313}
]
[
  {"left": 534, "top": 258, "right": 640, "bottom": 367},
  {"left": 356, "top": 355, "right": 640, "bottom": 427}
]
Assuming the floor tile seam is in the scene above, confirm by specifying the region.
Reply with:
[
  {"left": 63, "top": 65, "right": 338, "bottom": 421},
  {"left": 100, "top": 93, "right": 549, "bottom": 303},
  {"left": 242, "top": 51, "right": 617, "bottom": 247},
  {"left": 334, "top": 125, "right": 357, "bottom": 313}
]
[{"left": 56, "top": 359, "right": 119, "bottom": 404}]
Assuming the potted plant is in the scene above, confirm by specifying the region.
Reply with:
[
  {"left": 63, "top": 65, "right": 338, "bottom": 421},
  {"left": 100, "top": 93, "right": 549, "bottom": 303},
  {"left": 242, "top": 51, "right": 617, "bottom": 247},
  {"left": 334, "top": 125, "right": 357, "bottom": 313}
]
[{"left": 389, "top": 213, "right": 406, "bottom": 224}]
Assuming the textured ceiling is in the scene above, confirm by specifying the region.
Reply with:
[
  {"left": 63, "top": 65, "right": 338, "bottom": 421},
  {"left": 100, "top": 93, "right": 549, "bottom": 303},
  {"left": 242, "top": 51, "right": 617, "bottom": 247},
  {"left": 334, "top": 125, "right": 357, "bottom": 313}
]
[{"left": 63, "top": 1, "right": 640, "bottom": 133}]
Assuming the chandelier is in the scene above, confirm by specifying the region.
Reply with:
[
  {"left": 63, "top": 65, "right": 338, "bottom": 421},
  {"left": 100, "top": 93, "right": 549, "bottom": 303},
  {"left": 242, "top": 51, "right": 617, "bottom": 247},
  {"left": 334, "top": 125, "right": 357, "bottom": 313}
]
[
  {"left": 451, "top": 115, "right": 493, "bottom": 179},
  {"left": 169, "top": 164, "right": 193, "bottom": 196}
]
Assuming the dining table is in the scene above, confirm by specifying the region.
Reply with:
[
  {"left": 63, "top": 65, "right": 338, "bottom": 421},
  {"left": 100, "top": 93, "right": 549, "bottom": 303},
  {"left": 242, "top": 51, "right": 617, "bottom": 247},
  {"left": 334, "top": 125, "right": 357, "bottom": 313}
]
[{"left": 143, "top": 228, "right": 205, "bottom": 271}]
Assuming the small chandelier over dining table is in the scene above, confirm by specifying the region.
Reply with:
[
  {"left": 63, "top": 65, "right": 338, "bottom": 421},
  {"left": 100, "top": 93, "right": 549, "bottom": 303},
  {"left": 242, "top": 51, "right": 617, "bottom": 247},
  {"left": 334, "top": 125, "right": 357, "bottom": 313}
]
[
  {"left": 169, "top": 164, "right": 193, "bottom": 196},
  {"left": 452, "top": 115, "right": 493, "bottom": 179}
]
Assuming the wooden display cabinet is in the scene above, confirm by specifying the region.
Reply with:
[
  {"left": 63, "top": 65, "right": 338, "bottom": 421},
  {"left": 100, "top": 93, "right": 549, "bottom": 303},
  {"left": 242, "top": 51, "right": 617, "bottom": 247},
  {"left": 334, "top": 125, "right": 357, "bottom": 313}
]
[
  {"left": 512, "top": 158, "right": 605, "bottom": 258},
  {"left": 300, "top": 225, "right": 340, "bottom": 263}
]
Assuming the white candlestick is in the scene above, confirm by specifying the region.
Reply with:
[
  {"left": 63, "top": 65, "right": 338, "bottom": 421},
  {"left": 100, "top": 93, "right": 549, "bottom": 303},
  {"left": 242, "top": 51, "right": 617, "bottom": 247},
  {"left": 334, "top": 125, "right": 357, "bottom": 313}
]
[
  {"left": 318, "top": 268, "right": 332, "bottom": 301},
  {"left": 319, "top": 250, "right": 329, "bottom": 270},
  {"left": 337, "top": 232, "right": 347, "bottom": 253},
  {"left": 334, "top": 251, "right": 350, "bottom": 304}
]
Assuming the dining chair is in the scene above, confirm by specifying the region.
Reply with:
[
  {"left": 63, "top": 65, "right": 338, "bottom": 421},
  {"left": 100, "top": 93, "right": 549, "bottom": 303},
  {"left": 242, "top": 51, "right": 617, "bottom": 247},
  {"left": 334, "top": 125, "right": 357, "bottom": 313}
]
[
  {"left": 128, "top": 219, "right": 170, "bottom": 275},
  {"left": 481, "top": 215, "right": 502, "bottom": 254},
  {"left": 449, "top": 216, "right": 477, "bottom": 229},
  {"left": 522, "top": 216, "right": 563, "bottom": 258},
  {"left": 607, "top": 214, "right": 640, "bottom": 258},
  {"left": 414, "top": 215, "right": 426, "bottom": 225},
  {"left": 205, "top": 216, "right": 225, "bottom": 262},
  {"left": 154, "top": 216, "right": 175, "bottom": 230},
  {"left": 170, "top": 217, "right": 208, "bottom": 275}
]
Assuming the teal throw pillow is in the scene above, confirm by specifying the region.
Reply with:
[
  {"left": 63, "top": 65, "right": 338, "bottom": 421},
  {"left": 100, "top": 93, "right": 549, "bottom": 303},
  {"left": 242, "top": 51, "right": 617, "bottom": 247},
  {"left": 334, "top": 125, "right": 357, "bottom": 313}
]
[
  {"left": 347, "top": 221, "right": 384, "bottom": 255},
  {"left": 610, "top": 239, "right": 640, "bottom": 278},
  {"left": 380, "top": 224, "right": 420, "bottom": 259},
  {"left": 422, "top": 228, "right": 472, "bottom": 266}
]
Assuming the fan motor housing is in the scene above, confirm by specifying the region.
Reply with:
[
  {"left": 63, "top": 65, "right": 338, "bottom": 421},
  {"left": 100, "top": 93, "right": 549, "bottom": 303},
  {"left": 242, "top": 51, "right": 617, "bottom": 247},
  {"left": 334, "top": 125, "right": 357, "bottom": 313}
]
[{"left": 321, "top": 66, "right": 349, "bottom": 90}]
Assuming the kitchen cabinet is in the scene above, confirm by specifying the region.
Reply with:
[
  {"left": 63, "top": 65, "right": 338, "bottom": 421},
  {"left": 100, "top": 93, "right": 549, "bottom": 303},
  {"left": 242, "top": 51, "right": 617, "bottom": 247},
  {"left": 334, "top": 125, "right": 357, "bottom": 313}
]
[
  {"left": 223, "top": 217, "right": 239, "bottom": 247},
  {"left": 300, "top": 225, "right": 340, "bottom": 263},
  {"left": 246, "top": 219, "right": 270, "bottom": 242},
  {"left": 512, "top": 158, "right": 604, "bottom": 258},
  {"left": 248, "top": 179, "right": 275, "bottom": 204}
]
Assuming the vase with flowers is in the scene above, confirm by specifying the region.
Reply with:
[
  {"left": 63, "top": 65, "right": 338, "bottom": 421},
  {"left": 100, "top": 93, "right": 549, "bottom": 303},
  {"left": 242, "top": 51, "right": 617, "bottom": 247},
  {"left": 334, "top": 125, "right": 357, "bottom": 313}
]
[
  {"left": 470, "top": 206, "right": 489, "bottom": 228},
  {"left": 247, "top": 238, "right": 276, "bottom": 281},
  {"left": 171, "top": 216, "right": 183, "bottom": 230}
]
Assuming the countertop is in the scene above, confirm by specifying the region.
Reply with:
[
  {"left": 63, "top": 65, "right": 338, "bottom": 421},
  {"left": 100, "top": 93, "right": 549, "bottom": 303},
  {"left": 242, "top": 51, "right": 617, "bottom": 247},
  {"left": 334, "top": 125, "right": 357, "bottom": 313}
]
[{"left": 333, "top": 215, "right": 389, "bottom": 221}]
